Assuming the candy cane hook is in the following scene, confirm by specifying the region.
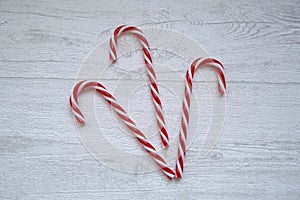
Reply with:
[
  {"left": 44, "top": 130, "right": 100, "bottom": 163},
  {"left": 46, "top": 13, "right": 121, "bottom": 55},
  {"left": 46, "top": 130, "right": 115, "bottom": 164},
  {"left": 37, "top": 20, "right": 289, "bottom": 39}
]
[
  {"left": 69, "top": 80, "right": 175, "bottom": 179},
  {"left": 175, "top": 57, "right": 226, "bottom": 178},
  {"left": 109, "top": 25, "right": 170, "bottom": 148}
]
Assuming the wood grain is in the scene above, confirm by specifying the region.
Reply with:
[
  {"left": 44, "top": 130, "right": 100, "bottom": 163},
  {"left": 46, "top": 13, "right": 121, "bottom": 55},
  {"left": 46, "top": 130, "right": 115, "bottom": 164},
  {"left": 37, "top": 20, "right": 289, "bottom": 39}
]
[{"left": 0, "top": 0, "right": 299, "bottom": 199}]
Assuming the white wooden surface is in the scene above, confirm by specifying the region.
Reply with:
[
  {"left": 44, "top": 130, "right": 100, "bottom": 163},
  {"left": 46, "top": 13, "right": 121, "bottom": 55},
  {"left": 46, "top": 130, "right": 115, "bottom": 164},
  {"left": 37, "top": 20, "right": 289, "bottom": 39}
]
[{"left": 0, "top": 0, "right": 299, "bottom": 199}]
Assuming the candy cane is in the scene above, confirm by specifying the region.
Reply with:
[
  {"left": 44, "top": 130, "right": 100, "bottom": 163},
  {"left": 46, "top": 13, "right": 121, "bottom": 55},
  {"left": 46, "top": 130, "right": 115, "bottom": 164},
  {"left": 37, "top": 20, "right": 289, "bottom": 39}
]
[
  {"left": 109, "top": 25, "right": 170, "bottom": 148},
  {"left": 69, "top": 80, "right": 175, "bottom": 179},
  {"left": 175, "top": 57, "right": 226, "bottom": 178}
]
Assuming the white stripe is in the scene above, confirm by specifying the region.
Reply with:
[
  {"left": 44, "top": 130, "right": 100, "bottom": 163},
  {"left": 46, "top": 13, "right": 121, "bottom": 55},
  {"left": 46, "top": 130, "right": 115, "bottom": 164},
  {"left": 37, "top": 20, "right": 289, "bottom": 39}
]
[
  {"left": 188, "top": 67, "right": 193, "bottom": 80},
  {"left": 218, "top": 76, "right": 226, "bottom": 93},
  {"left": 153, "top": 157, "right": 167, "bottom": 168},
  {"left": 118, "top": 25, "right": 130, "bottom": 36},
  {"left": 183, "top": 110, "right": 189, "bottom": 125},
  {"left": 163, "top": 170, "right": 174, "bottom": 178},
  {"left": 126, "top": 29, "right": 145, "bottom": 39},
  {"left": 160, "top": 129, "right": 169, "bottom": 145},
  {"left": 127, "top": 29, "right": 144, "bottom": 36},
  {"left": 195, "top": 57, "right": 206, "bottom": 69},
  {"left": 185, "top": 81, "right": 191, "bottom": 97},
  {"left": 110, "top": 34, "right": 117, "bottom": 50},
  {"left": 144, "top": 53, "right": 153, "bottom": 64},
  {"left": 155, "top": 111, "right": 164, "bottom": 126},
  {"left": 149, "top": 83, "right": 159, "bottom": 97},
  {"left": 72, "top": 109, "right": 85, "bottom": 123},
  {"left": 208, "top": 62, "right": 225, "bottom": 74},
  {"left": 176, "top": 159, "right": 183, "bottom": 175},
  {"left": 179, "top": 141, "right": 185, "bottom": 159},
  {"left": 183, "top": 94, "right": 190, "bottom": 111},
  {"left": 77, "top": 80, "right": 91, "bottom": 93},
  {"left": 109, "top": 48, "right": 116, "bottom": 61},
  {"left": 180, "top": 127, "right": 186, "bottom": 143},
  {"left": 143, "top": 144, "right": 156, "bottom": 154},
  {"left": 70, "top": 93, "right": 79, "bottom": 109}
]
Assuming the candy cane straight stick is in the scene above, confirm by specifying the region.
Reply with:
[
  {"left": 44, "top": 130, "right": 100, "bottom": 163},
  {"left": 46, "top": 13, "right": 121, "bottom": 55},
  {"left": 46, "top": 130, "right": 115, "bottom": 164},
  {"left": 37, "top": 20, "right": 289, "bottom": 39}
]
[
  {"left": 175, "top": 57, "right": 227, "bottom": 178},
  {"left": 109, "top": 25, "right": 170, "bottom": 148},
  {"left": 69, "top": 80, "right": 175, "bottom": 179}
]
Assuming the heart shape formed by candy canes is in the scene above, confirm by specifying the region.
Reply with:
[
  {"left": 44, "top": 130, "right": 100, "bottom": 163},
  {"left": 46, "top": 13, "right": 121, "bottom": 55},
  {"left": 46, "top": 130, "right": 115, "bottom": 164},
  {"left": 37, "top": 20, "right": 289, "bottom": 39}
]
[{"left": 69, "top": 25, "right": 226, "bottom": 180}]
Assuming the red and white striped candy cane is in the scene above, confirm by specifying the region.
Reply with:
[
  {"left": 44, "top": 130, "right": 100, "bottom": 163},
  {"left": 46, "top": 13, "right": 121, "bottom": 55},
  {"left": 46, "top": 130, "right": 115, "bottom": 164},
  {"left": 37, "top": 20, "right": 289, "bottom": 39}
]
[
  {"left": 109, "top": 25, "right": 170, "bottom": 148},
  {"left": 175, "top": 57, "right": 226, "bottom": 178},
  {"left": 69, "top": 80, "right": 175, "bottom": 179}
]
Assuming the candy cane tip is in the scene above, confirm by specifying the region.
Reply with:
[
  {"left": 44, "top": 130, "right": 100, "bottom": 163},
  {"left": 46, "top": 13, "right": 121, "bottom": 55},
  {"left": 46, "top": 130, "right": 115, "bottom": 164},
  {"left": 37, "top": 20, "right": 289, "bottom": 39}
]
[
  {"left": 109, "top": 54, "right": 117, "bottom": 62},
  {"left": 218, "top": 86, "right": 226, "bottom": 95},
  {"left": 110, "top": 57, "right": 117, "bottom": 63},
  {"left": 76, "top": 117, "right": 85, "bottom": 125},
  {"left": 176, "top": 173, "right": 182, "bottom": 179},
  {"left": 162, "top": 140, "right": 170, "bottom": 148}
]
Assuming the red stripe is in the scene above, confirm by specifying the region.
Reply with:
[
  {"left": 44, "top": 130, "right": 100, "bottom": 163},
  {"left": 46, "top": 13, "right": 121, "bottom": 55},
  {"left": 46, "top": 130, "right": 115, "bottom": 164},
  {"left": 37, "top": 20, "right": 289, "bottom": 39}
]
[{"left": 143, "top": 48, "right": 153, "bottom": 63}]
